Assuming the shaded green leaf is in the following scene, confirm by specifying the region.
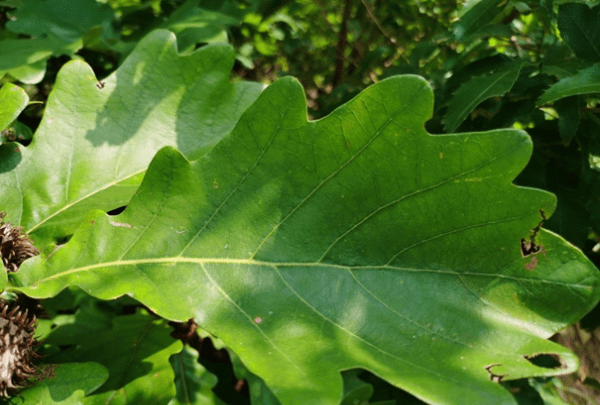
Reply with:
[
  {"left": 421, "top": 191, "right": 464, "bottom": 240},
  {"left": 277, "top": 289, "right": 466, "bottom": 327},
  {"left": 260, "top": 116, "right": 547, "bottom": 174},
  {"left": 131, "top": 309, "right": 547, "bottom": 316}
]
[
  {"left": 528, "top": 378, "right": 570, "bottom": 405},
  {"left": 168, "top": 346, "right": 227, "bottom": 405},
  {"left": 340, "top": 370, "right": 374, "bottom": 405},
  {"left": 0, "top": 37, "right": 78, "bottom": 84},
  {"left": 537, "top": 64, "right": 600, "bottom": 105},
  {"left": 8, "top": 59, "right": 46, "bottom": 84},
  {"left": 541, "top": 60, "right": 591, "bottom": 79},
  {"left": 558, "top": 3, "right": 600, "bottom": 62},
  {"left": 6, "top": 0, "right": 116, "bottom": 44},
  {"left": 47, "top": 312, "right": 182, "bottom": 405},
  {"left": 0, "top": 83, "right": 28, "bottom": 132},
  {"left": 0, "top": 29, "right": 262, "bottom": 250},
  {"left": 444, "top": 62, "right": 523, "bottom": 132},
  {"left": 8, "top": 121, "right": 33, "bottom": 143},
  {"left": 5, "top": 363, "right": 108, "bottom": 405},
  {"left": 160, "top": 0, "right": 240, "bottom": 53},
  {"left": 11, "top": 75, "right": 600, "bottom": 405},
  {"left": 452, "top": 0, "right": 509, "bottom": 40}
]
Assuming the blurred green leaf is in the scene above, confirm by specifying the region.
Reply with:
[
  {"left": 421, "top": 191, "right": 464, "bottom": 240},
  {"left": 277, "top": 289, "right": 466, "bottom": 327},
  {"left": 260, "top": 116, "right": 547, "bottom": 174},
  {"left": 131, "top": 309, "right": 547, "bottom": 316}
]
[
  {"left": 452, "top": 0, "right": 509, "bottom": 40},
  {"left": 554, "top": 96, "right": 580, "bottom": 146},
  {"left": 0, "top": 37, "right": 78, "bottom": 83},
  {"left": 6, "top": 0, "right": 116, "bottom": 44},
  {"left": 340, "top": 370, "right": 373, "bottom": 405},
  {"left": 47, "top": 312, "right": 182, "bottom": 405},
  {"left": 558, "top": 3, "right": 600, "bottom": 62},
  {"left": 160, "top": 0, "right": 241, "bottom": 53},
  {"left": 444, "top": 62, "right": 522, "bottom": 132},
  {"left": 538, "top": 64, "right": 600, "bottom": 105},
  {"left": 168, "top": 346, "right": 227, "bottom": 405}
]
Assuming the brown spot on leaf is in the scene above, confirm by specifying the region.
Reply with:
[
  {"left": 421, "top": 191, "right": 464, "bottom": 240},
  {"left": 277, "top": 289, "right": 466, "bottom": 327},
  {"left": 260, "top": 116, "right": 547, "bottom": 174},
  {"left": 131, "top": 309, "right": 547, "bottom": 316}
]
[{"left": 524, "top": 256, "right": 538, "bottom": 271}]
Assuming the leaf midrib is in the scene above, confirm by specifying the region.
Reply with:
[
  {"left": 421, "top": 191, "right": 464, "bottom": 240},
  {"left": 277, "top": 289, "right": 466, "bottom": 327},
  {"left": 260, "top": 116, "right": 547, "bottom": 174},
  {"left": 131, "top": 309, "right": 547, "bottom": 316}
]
[{"left": 33, "top": 256, "right": 588, "bottom": 289}]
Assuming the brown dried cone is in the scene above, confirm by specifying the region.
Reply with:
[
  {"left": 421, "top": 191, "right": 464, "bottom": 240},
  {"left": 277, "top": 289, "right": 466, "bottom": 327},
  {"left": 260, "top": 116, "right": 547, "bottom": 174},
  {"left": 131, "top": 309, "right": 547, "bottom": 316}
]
[
  {"left": 0, "top": 212, "right": 39, "bottom": 273},
  {"left": 0, "top": 301, "right": 39, "bottom": 398}
]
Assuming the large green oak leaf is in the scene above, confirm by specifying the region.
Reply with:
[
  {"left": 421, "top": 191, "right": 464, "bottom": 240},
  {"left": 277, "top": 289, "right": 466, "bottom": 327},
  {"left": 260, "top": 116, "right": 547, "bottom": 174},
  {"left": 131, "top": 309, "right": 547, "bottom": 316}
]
[
  {"left": 0, "top": 29, "right": 262, "bottom": 251},
  {"left": 11, "top": 76, "right": 600, "bottom": 405}
]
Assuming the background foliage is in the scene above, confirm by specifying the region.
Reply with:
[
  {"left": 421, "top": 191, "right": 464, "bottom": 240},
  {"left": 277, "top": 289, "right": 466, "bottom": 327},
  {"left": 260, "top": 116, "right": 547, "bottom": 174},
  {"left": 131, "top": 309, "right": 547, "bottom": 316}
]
[{"left": 2, "top": 0, "right": 600, "bottom": 404}]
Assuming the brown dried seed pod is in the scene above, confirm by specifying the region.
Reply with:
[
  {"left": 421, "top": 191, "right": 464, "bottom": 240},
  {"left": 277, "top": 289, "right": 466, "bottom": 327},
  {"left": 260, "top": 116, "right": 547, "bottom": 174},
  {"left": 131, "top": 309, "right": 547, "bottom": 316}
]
[
  {"left": 0, "top": 212, "right": 39, "bottom": 273},
  {"left": 0, "top": 301, "right": 39, "bottom": 398}
]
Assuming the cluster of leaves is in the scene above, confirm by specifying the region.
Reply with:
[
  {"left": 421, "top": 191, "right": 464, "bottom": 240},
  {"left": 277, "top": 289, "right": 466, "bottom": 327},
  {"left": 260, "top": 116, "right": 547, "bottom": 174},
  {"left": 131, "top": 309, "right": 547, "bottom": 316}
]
[{"left": 1, "top": 0, "right": 600, "bottom": 404}]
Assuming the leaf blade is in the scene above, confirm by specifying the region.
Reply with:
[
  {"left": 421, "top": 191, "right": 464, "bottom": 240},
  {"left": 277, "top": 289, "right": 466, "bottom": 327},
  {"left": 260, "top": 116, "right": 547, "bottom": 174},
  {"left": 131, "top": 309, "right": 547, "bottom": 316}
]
[
  {"left": 0, "top": 83, "right": 28, "bottom": 132},
  {"left": 558, "top": 3, "right": 600, "bottom": 62},
  {"left": 537, "top": 64, "right": 600, "bottom": 105},
  {"left": 0, "top": 29, "right": 262, "bottom": 250},
  {"left": 13, "top": 76, "right": 600, "bottom": 405}
]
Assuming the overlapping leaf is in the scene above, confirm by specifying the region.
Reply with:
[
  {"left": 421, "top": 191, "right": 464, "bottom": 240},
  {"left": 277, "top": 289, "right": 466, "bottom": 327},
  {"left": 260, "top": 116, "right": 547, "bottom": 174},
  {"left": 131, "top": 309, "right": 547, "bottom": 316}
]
[
  {"left": 159, "top": 0, "right": 240, "bottom": 53},
  {"left": 10, "top": 75, "right": 600, "bottom": 405},
  {"left": 538, "top": 64, "right": 600, "bottom": 105},
  {"left": 4, "top": 363, "right": 109, "bottom": 405},
  {"left": 0, "top": 0, "right": 116, "bottom": 83},
  {"left": 0, "top": 29, "right": 262, "bottom": 251},
  {"left": 169, "top": 347, "right": 226, "bottom": 405},
  {"left": 46, "top": 312, "right": 182, "bottom": 405}
]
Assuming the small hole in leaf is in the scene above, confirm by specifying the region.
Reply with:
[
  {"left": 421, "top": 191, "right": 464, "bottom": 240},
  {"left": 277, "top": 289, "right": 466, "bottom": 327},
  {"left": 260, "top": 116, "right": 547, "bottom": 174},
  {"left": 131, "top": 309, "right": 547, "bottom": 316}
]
[
  {"left": 484, "top": 363, "right": 506, "bottom": 382},
  {"left": 523, "top": 353, "right": 564, "bottom": 369}
]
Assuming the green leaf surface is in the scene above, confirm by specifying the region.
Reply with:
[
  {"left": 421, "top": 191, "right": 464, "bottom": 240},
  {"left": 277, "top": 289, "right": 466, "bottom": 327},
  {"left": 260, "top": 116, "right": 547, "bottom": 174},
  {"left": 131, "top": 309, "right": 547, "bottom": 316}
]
[
  {"left": 452, "top": 0, "right": 509, "bottom": 40},
  {"left": 0, "top": 36, "right": 79, "bottom": 84},
  {"left": 47, "top": 312, "right": 182, "bottom": 405},
  {"left": 558, "top": 3, "right": 600, "bottom": 62},
  {"left": 11, "top": 76, "right": 600, "bottom": 405},
  {"left": 555, "top": 96, "right": 580, "bottom": 146},
  {"left": 4, "top": 362, "right": 108, "bottom": 405},
  {"left": 444, "top": 62, "right": 523, "bottom": 133},
  {"left": 0, "top": 83, "right": 28, "bottom": 132},
  {"left": 168, "top": 346, "right": 226, "bottom": 405},
  {"left": 0, "top": 29, "right": 262, "bottom": 250},
  {"left": 340, "top": 370, "right": 374, "bottom": 405},
  {"left": 160, "top": 0, "right": 240, "bottom": 53},
  {"left": 6, "top": 0, "right": 115, "bottom": 44},
  {"left": 8, "top": 59, "right": 47, "bottom": 84},
  {"left": 537, "top": 64, "right": 600, "bottom": 105}
]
